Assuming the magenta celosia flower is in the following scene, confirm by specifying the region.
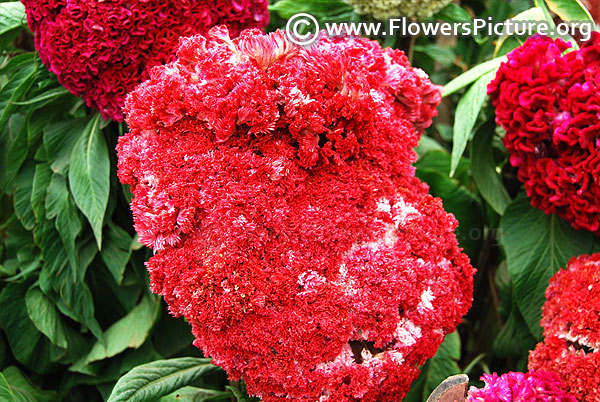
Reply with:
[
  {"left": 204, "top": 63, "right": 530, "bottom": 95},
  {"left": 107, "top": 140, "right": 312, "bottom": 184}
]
[
  {"left": 117, "top": 27, "right": 474, "bottom": 401},
  {"left": 21, "top": 0, "right": 269, "bottom": 121},
  {"left": 488, "top": 35, "right": 600, "bottom": 234},
  {"left": 529, "top": 253, "right": 600, "bottom": 402},
  {"left": 465, "top": 370, "right": 576, "bottom": 402}
]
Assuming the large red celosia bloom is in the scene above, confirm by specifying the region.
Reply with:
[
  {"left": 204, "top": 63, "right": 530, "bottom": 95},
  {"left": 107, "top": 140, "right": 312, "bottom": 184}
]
[
  {"left": 465, "top": 370, "right": 576, "bottom": 402},
  {"left": 117, "top": 27, "right": 474, "bottom": 401},
  {"left": 488, "top": 35, "right": 600, "bottom": 234},
  {"left": 529, "top": 253, "right": 600, "bottom": 402},
  {"left": 21, "top": 0, "right": 269, "bottom": 121}
]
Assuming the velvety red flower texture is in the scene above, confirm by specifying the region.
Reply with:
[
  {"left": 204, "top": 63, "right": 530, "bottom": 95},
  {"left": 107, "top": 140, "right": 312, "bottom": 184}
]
[
  {"left": 529, "top": 253, "right": 600, "bottom": 402},
  {"left": 488, "top": 35, "right": 600, "bottom": 234},
  {"left": 465, "top": 370, "right": 576, "bottom": 402},
  {"left": 21, "top": 0, "right": 269, "bottom": 121},
  {"left": 117, "top": 27, "right": 474, "bottom": 401}
]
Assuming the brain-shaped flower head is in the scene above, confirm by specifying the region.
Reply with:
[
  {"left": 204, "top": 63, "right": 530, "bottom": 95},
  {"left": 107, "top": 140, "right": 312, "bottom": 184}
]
[
  {"left": 488, "top": 35, "right": 600, "bottom": 235},
  {"left": 117, "top": 27, "right": 474, "bottom": 401},
  {"left": 21, "top": 0, "right": 269, "bottom": 121},
  {"left": 529, "top": 253, "right": 600, "bottom": 401},
  {"left": 465, "top": 371, "right": 576, "bottom": 402},
  {"left": 343, "top": 0, "right": 452, "bottom": 20}
]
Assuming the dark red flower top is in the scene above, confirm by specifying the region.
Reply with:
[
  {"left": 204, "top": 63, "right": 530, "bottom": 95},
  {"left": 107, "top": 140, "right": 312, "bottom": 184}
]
[{"left": 488, "top": 35, "right": 600, "bottom": 234}]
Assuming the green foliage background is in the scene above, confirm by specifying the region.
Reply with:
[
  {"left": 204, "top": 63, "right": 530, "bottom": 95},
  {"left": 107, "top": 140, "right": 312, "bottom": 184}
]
[{"left": 0, "top": 0, "right": 598, "bottom": 401}]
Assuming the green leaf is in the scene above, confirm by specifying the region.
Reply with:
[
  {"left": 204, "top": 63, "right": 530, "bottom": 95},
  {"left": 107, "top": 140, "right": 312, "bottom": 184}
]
[
  {"left": 0, "top": 2, "right": 26, "bottom": 52},
  {"left": 68, "top": 113, "right": 109, "bottom": 249},
  {"left": 471, "top": 124, "right": 511, "bottom": 215},
  {"left": 0, "top": 284, "right": 54, "bottom": 373},
  {"left": 73, "top": 295, "right": 160, "bottom": 369},
  {"left": 493, "top": 298, "right": 537, "bottom": 358},
  {"left": 415, "top": 135, "right": 445, "bottom": 158},
  {"left": 160, "top": 387, "right": 232, "bottom": 402},
  {"left": 0, "top": 56, "right": 37, "bottom": 128},
  {"left": 13, "top": 161, "right": 35, "bottom": 230},
  {"left": 416, "top": 152, "right": 484, "bottom": 259},
  {"left": 269, "top": 0, "right": 354, "bottom": 19},
  {"left": 101, "top": 223, "right": 134, "bottom": 285},
  {"left": 450, "top": 70, "right": 496, "bottom": 176},
  {"left": 0, "top": 373, "right": 16, "bottom": 402},
  {"left": 30, "top": 163, "right": 52, "bottom": 221},
  {"left": 11, "top": 87, "right": 70, "bottom": 107},
  {"left": 2, "top": 366, "right": 57, "bottom": 402},
  {"left": 43, "top": 117, "right": 88, "bottom": 175},
  {"left": 545, "top": 0, "right": 594, "bottom": 21},
  {"left": 226, "top": 382, "right": 259, "bottom": 402},
  {"left": 435, "top": 3, "right": 472, "bottom": 22},
  {"left": 45, "top": 173, "right": 82, "bottom": 271},
  {"left": 27, "top": 105, "right": 59, "bottom": 147},
  {"left": 107, "top": 358, "right": 223, "bottom": 402},
  {"left": 443, "top": 57, "right": 506, "bottom": 97},
  {"left": 0, "top": 3, "right": 26, "bottom": 37},
  {"left": 403, "top": 332, "right": 462, "bottom": 402},
  {"left": 25, "top": 286, "right": 68, "bottom": 349},
  {"left": 413, "top": 45, "right": 456, "bottom": 67},
  {"left": 534, "top": 0, "right": 562, "bottom": 35},
  {"left": 500, "top": 193, "right": 598, "bottom": 339},
  {"left": 3, "top": 114, "right": 28, "bottom": 189}
]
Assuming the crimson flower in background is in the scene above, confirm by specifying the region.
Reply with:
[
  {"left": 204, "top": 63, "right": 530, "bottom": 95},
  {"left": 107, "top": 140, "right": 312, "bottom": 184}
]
[
  {"left": 21, "top": 0, "right": 269, "bottom": 121},
  {"left": 488, "top": 35, "right": 600, "bottom": 234},
  {"left": 529, "top": 253, "right": 600, "bottom": 402},
  {"left": 117, "top": 27, "right": 474, "bottom": 401},
  {"left": 465, "top": 371, "right": 576, "bottom": 402}
]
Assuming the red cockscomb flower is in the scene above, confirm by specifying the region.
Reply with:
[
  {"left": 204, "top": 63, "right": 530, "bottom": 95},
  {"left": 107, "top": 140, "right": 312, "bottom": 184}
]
[
  {"left": 488, "top": 35, "right": 600, "bottom": 234},
  {"left": 529, "top": 253, "right": 600, "bottom": 402},
  {"left": 21, "top": 0, "right": 269, "bottom": 121},
  {"left": 465, "top": 370, "right": 576, "bottom": 402},
  {"left": 117, "top": 27, "right": 474, "bottom": 401}
]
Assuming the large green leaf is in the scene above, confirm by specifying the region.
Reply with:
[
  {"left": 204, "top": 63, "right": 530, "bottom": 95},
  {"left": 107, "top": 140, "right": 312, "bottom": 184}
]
[
  {"left": 500, "top": 194, "right": 598, "bottom": 339},
  {"left": 471, "top": 124, "right": 511, "bottom": 215},
  {"left": 72, "top": 295, "right": 160, "bottom": 370},
  {"left": 68, "top": 113, "right": 109, "bottom": 249},
  {"left": 25, "top": 286, "right": 68, "bottom": 349},
  {"left": 1, "top": 366, "right": 57, "bottom": 402},
  {"left": 450, "top": 70, "right": 495, "bottom": 176},
  {"left": 107, "top": 358, "right": 223, "bottom": 402}
]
